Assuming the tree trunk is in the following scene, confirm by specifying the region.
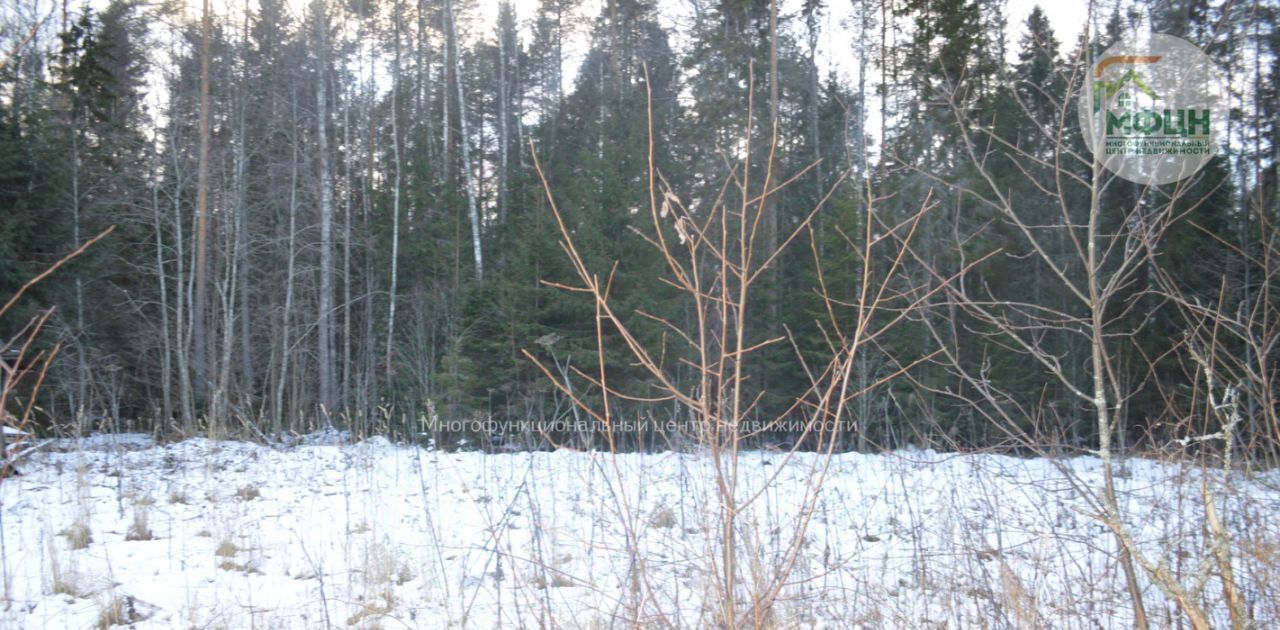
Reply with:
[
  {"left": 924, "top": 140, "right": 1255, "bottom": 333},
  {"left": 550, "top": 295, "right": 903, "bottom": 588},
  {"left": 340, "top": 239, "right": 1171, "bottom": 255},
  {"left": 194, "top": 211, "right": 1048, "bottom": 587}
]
[
  {"left": 170, "top": 130, "right": 195, "bottom": 432},
  {"left": 215, "top": 190, "right": 239, "bottom": 436},
  {"left": 314, "top": 0, "right": 335, "bottom": 416},
  {"left": 387, "top": 0, "right": 403, "bottom": 376},
  {"left": 767, "top": 0, "right": 779, "bottom": 252},
  {"left": 1088, "top": 154, "right": 1149, "bottom": 630},
  {"left": 234, "top": 87, "right": 252, "bottom": 406},
  {"left": 445, "top": 0, "right": 483, "bottom": 281},
  {"left": 150, "top": 166, "right": 173, "bottom": 428},
  {"left": 194, "top": 0, "right": 213, "bottom": 401},
  {"left": 441, "top": 12, "right": 451, "bottom": 187},
  {"left": 341, "top": 72, "right": 353, "bottom": 406},
  {"left": 70, "top": 129, "right": 88, "bottom": 420},
  {"left": 275, "top": 93, "right": 301, "bottom": 434},
  {"left": 497, "top": 3, "right": 510, "bottom": 224}
]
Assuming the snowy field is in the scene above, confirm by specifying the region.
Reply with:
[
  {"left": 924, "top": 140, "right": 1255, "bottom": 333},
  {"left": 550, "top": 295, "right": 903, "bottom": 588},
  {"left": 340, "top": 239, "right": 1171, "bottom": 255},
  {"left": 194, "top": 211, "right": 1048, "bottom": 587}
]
[{"left": 1, "top": 434, "right": 1277, "bottom": 628}]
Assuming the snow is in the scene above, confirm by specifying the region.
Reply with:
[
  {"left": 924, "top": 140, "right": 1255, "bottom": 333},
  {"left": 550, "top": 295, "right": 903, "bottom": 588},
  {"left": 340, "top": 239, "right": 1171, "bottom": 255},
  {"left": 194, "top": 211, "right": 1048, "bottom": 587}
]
[{"left": 0, "top": 434, "right": 1276, "bottom": 628}]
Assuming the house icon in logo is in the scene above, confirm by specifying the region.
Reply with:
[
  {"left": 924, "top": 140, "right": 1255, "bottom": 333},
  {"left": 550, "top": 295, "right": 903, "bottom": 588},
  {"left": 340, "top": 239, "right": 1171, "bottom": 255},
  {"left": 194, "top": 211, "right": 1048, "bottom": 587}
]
[{"left": 1093, "top": 63, "right": 1161, "bottom": 112}]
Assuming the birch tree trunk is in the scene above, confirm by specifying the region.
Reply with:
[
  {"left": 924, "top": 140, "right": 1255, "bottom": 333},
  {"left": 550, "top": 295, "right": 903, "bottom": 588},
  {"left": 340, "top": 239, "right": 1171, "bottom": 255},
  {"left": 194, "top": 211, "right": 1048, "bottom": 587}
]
[
  {"left": 497, "top": 2, "right": 511, "bottom": 224},
  {"left": 150, "top": 159, "right": 173, "bottom": 427},
  {"left": 313, "top": 0, "right": 335, "bottom": 414},
  {"left": 70, "top": 125, "right": 88, "bottom": 419},
  {"left": 341, "top": 78, "right": 353, "bottom": 405},
  {"left": 387, "top": 0, "right": 403, "bottom": 376},
  {"left": 441, "top": 8, "right": 451, "bottom": 186},
  {"left": 234, "top": 74, "right": 252, "bottom": 406},
  {"left": 1087, "top": 149, "right": 1149, "bottom": 630},
  {"left": 169, "top": 131, "right": 195, "bottom": 432},
  {"left": 275, "top": 95, "right": 300, "bottom": 434},
  {"left": 445, "top": 0, "right": 483, "bottom": 281},
  {"left": 194, "top": 0, "right": 212, "bottom": 401}
]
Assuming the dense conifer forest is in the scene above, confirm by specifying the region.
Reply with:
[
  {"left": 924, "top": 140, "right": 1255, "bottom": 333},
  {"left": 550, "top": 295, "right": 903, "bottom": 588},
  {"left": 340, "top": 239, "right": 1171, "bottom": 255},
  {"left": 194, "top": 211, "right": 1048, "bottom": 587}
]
[
  {"left": 3, "top": 2, "right": 1279, "bottom": 628},
  {"left": 0, "top": 0, "right": 1275, "bottom": 455}
]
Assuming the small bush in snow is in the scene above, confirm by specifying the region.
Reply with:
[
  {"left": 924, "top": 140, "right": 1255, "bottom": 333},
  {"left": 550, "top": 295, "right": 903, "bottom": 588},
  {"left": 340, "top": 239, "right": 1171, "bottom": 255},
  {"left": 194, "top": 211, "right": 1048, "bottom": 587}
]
[
  {"left": 215, "top": 540, "right": 238, "bottom": 558},
  {"left": 649, "top": 506, "right": 677, "bottom": 529},
  {"left": 96, "top": 596, "right": 124, "bottom": 629},
  {"left": 51, "top": 568, "right": 88, "bottom": 598},
  {"left": 124, "top": 509, "right": 153, "bottom": 541},
  {"left": 60, "top": 520, "right": 93, "bottom": 550}
]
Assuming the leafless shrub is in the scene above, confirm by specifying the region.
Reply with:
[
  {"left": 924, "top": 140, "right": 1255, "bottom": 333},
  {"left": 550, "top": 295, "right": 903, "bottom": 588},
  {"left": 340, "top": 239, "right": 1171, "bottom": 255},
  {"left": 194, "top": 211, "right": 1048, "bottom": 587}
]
[
  {"left": 893, "top": 17, "right": 1275, "bottom": 628},
  {"left": 1, "top": 229, "right": 112, "bottom": 603},
  {"left": 525, "top": 65, "right": 933, "bottom": 626}
]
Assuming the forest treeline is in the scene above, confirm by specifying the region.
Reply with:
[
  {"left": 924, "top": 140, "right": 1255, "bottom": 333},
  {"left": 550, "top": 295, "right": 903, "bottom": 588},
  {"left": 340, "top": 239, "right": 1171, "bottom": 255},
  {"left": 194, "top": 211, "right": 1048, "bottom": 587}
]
[{"left": 0, "top": 0, "right": 1275, "bottom": 451}]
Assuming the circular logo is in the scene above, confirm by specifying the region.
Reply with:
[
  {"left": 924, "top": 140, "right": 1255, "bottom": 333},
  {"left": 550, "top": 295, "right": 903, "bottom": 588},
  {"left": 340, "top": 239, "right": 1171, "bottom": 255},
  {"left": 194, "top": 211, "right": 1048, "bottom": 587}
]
[{"left": 1078, "top": 33, "right": 1223, "bottom": 185}]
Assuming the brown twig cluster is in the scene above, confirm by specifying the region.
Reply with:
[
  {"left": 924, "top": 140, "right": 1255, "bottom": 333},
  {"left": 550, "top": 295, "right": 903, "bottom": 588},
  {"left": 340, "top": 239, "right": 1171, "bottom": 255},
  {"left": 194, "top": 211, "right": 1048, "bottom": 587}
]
[
  {"left": 889, "top": 17, "right": 1275, "bottom": 627},
  {"left": 0, "top": 226, "right": 113, "bottom": 474},
  {"left": 522, "top": 63, "right": 941, "bottom": 626}
]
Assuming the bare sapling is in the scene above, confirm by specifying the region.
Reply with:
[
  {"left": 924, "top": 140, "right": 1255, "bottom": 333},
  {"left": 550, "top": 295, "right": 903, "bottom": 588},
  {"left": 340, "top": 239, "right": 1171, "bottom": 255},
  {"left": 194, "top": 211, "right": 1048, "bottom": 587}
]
[
  {"left": 524, "top": 64, "right": 937, "bottom": 627},
  {"left": 0, "top": 226, "right": 113, "bottom": 604},
  {"left": 893, "top": 13, "right": 1265, "bottom": 627}
]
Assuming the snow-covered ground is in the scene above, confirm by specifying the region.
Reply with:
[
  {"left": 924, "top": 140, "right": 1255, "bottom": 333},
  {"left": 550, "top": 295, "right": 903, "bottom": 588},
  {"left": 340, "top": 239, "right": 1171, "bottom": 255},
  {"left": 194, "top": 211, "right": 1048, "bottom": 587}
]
[{"left": 0, "top": 434, "right": 1276, "bottom": 628}]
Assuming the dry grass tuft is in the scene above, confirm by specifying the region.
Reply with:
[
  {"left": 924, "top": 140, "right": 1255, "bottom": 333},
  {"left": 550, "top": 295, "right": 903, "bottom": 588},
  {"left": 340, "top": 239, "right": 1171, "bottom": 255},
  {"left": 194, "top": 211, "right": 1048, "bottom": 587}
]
[
  {"left": 95, "top": 594, "right": 152, "bottom": 628},
  {"left": 235, "top": 484, "right": 260, "bottom": 501},
  {"left": 96, "top": 596, "right": 124, "bottom": 629},
  {"left": 60, "top": 520, "right": 93, "bottom": 550},
  {"left": 649, "top": 506, "right": 677, "bottom": 529},
  {"left": 51, "top": 571, "right": 89, "bottom": 598},
  {"left": 214, "top": 539, "right": 238, "bottom": 558},
  {"left": 345, "top": 598, "right": 393, "bottom": 626},
  {"left": 998, "top": 560, "right": 1041, "bottom": 628},
  {"left": 124, "top": 509, "right": 154, "bottom": 541},
  {"left": 217, "top": 559, "right": 261, "bottom": 574}
]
